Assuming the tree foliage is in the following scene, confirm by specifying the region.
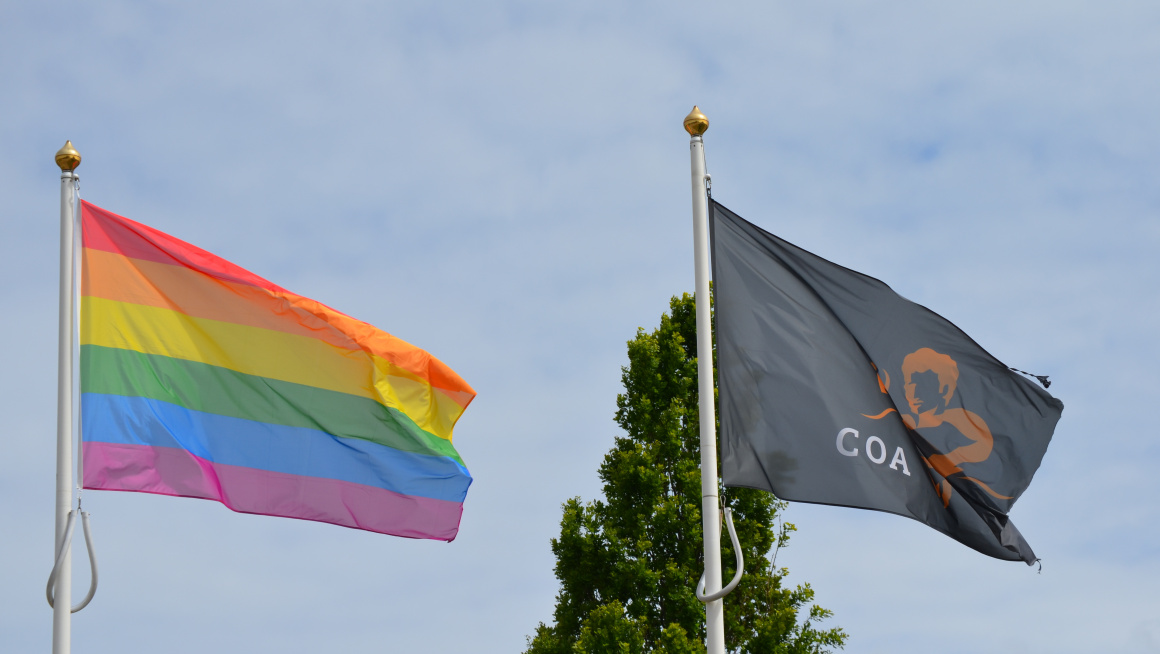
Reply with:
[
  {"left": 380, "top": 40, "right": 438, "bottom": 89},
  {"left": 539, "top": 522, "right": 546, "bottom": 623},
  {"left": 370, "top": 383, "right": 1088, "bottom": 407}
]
[{"left": 524, "top": 293, "right": 847, "bottom": 654}]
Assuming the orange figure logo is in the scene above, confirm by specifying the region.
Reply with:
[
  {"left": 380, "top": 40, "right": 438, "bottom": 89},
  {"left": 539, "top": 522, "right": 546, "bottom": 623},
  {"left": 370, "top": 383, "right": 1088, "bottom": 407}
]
[{"left": 871, "top": 348, "right": 1012, "bottom": 508}]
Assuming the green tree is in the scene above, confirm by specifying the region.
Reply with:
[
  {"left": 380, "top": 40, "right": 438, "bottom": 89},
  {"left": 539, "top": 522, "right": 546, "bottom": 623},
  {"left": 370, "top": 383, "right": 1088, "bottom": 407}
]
[{"left": 524, "top": 293, "right": 847, "bottom": 654}]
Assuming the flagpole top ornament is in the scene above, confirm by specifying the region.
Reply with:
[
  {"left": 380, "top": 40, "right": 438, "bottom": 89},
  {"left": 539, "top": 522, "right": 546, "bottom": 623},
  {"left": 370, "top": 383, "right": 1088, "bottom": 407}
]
[
  {"left": 684, "top": 106, "right": 709, "bottom": 136},
  {"left": 55, "top": 141, "right": 81, "bottom": 172}
]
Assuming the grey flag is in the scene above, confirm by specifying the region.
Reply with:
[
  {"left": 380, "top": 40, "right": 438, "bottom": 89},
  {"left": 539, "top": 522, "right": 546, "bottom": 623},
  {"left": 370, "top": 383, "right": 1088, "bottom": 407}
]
[{"left": 711, "top": 201, "right": 1063, "bottom": 564}]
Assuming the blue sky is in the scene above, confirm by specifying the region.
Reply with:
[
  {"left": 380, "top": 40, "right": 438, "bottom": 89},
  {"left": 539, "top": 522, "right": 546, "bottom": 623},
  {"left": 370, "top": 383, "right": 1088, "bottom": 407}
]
[{"left": 3, "top": 2, "right": 1158, "bottom": 652}]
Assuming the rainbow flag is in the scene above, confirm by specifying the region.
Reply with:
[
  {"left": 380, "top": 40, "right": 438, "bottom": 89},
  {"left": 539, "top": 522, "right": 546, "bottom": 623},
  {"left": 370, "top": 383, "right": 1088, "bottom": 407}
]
[{"left": 79, "top": 201, "right": 476, "bottom": 541}]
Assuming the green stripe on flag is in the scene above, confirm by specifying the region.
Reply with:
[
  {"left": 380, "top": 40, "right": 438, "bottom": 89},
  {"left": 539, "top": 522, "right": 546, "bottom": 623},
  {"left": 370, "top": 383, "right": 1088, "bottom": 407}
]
[{"left": 81, "top": 344, "right": 465, "bottom": 466}]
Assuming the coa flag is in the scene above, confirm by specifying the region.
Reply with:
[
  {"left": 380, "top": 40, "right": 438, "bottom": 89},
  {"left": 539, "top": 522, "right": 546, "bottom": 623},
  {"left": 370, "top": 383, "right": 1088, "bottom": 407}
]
[
  {"left": 712, "top": 201, "right": 1063, "bottom": 564},
  {"left": 80, "top": 201, "right": 476, "bottom": 541}
]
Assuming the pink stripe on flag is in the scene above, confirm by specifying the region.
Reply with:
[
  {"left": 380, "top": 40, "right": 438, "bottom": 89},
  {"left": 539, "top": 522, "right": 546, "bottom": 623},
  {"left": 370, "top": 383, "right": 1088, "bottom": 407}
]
[{"left": 83, "top": 441, "right": 464, "bottom": 541}]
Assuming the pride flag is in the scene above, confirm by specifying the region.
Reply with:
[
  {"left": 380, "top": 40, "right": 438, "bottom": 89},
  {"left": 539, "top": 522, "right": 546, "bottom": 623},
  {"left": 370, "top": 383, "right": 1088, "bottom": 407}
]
[{"left": 79, "top": 201, "right": 476, "bottom": 541}]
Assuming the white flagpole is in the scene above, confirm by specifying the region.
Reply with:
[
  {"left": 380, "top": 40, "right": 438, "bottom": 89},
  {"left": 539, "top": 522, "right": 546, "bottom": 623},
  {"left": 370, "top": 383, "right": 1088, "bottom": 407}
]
[
  {"left": 53, "top": 141, "right": 81, "bottom": 654},
  {"left": 685, "top": 107, "right": 726, "bottom": 654}
]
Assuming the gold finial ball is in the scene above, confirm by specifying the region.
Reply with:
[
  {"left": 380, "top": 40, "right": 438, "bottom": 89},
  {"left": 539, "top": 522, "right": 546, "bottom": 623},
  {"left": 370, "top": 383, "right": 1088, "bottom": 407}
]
[
  {"left": 55, "top": 140, "right": 82, "bottom": 172},
  {"left": 683, "top": 106, "right": 709, "bottom": 136}
]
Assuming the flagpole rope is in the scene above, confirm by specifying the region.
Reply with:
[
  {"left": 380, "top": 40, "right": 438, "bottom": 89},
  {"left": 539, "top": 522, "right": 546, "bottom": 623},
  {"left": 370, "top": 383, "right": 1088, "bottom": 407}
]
[
  {"left": 696, "top": 508, "right": 744, "bottom": 603},
  {"left": 45, "top": 510, "right": 98, "bottom": 613},
  {"left": 73, "top": 176, "right": 83, "bottom": 506}
]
